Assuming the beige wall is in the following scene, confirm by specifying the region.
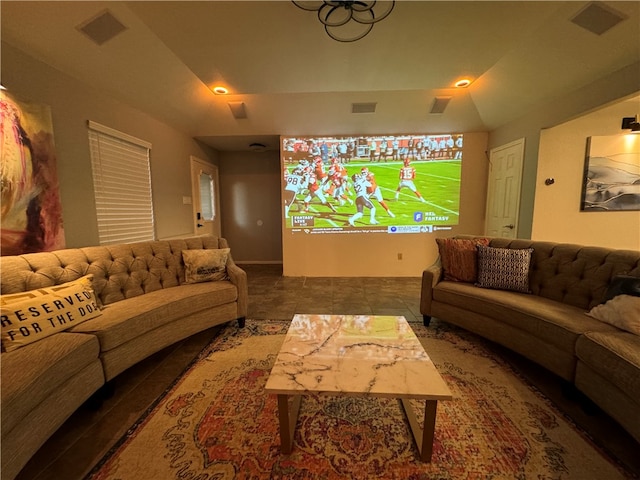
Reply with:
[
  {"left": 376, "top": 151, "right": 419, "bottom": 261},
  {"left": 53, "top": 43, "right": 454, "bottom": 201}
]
[
  {"left": 1, "top": 42, "right": 218, "bottom": 248},
  {"left": 219, "top": 151, "right": 283, "bottom": 263},
  {"left": 5, "top": 40, "right": 637, "bottom": 264},
  {"left": 489, "top": 62, "right": 640, "bottom": 240},
  {"left": 283, "top": 133, "right": 489, "bottom": 277},
  {"left": 533, "top": 95, "right": 640, "bottom": 250}
]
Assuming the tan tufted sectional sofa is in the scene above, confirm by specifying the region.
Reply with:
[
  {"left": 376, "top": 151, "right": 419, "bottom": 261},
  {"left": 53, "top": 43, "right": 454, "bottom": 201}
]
[
  {"left": 0, "top": 235, "right": 248, "bottom": 480},
  {"left": 420, "top": 235, "right": 640, "bottom": 444}
]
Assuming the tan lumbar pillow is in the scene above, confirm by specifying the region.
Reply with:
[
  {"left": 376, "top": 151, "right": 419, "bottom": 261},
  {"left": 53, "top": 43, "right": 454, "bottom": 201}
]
[
  {"left": 1, "top": 275, "right": 102, "bottom": 352},
  {"left": 182, "top": 248, "right": 230, "bottom": 284}
]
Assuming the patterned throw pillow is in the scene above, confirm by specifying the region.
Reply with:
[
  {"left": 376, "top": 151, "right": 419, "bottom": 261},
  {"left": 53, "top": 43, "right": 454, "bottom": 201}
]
[
  {"left": 436, "top": 237, "right": 490, "bottom": 282},
  {"left": 0, "top": 275, "right": 102, "bottom": 352},
  {"left": 476, "top": 245, "right": 533, "bottom": 293},
  {"left": 182, "top": 248, "right": 230, "bottom": 284}
]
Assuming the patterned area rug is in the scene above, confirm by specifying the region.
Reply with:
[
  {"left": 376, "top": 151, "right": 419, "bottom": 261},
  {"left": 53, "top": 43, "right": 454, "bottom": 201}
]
[{"left": 87, "top": 319, "right": 632, "bottom": 480}]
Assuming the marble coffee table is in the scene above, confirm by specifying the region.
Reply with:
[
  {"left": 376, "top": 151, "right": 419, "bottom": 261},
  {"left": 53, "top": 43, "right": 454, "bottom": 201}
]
[{"left": 264, "top": 314, "right": 452, "bottom": 462}]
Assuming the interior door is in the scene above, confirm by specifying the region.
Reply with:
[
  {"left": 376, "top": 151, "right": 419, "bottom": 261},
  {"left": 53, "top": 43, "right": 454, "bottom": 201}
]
[
  {"left": 484, "top": 139, "right": 525, "bottom": 238},
  {"left": 190, "top": 156, "right": 221, "bottom": 237}
]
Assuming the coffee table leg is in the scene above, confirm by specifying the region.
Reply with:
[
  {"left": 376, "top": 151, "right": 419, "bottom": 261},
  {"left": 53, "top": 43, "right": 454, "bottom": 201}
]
[
  {"left": 401, "top": 398, "right": 438, "bottom": 462},
  {"left": 277, "top": 394, "right": 302, "bottom": 454}
]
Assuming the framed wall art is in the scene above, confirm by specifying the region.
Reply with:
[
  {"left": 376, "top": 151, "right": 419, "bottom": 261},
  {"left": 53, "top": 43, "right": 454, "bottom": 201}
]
[
  {"left": 0, "top": 91, "right": 65, "bottom": 255},
  {"left": 580, "top": 134, "right": 640, "bottom": 211}
]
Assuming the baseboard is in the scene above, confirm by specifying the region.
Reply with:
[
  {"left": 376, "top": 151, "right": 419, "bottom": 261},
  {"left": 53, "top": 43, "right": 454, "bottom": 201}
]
[{"left": 235, "top": 260, "right": 283, "bottom": 265}]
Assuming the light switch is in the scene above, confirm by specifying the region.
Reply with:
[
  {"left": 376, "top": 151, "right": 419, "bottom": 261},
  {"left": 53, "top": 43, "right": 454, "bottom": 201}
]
[{"left": 183, "top": 196, "right": 192, "bottom": 205}]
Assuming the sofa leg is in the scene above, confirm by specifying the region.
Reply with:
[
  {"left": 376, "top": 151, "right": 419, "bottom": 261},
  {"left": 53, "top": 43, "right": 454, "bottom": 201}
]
[
  {"left": 561, "top": 381, "right": 580, "bottom": 401},
  {"left": 579, "top": 397, "right": 601, "bottom": 416},
  {"left": 423, "top": 315, "right": 432, "bottom": 327},
  {"left": 85, "top": 382, "right": 115, "bottom": 411},
  {"left": 238, "top": 317, "right": 246, "bottom": 328}
]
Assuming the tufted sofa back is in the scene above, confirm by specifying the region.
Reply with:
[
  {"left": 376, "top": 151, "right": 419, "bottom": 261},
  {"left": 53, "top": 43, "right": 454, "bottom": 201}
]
[
  {"left": 1, "top": 236, "right": 223, "bottom": 307},
  {"left": 456, "top": 235, "right": 640, "bottom": 311}
]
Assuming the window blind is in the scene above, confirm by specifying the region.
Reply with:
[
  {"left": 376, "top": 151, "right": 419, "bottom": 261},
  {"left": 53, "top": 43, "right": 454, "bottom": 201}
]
[{"left": 88, "top": 121, "right": 155, "bottom": 245}]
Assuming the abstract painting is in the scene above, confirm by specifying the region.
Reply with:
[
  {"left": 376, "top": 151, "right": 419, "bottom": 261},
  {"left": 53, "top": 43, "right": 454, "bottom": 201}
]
[
  {"left": 1, "top": 91, "right": 65, "bottom": 255},
  {"left": 581, "top": 134, "right": 640, "bottom": 211}
]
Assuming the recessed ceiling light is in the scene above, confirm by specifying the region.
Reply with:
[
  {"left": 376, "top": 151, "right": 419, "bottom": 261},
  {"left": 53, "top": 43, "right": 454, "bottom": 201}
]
[
  {"left": 454, "top": 79, "right": 471, "bottom": 88},
  {"left": 212, "top": 86, "right": 228, "bottom": 95}
]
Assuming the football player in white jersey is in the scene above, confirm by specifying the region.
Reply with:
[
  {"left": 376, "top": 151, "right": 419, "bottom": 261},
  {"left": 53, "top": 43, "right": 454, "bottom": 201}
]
[
  {"left": 348, "top": 173, "right": 378, "bottom": 226},
  {"left": 284, "top": 161, "right": 309, "bottom": 218}
]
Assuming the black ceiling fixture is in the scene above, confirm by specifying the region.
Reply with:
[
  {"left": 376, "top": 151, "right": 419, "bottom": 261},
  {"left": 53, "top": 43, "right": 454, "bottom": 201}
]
[{"left": 292, "top": 1, "right": 395, "bottom": 42}]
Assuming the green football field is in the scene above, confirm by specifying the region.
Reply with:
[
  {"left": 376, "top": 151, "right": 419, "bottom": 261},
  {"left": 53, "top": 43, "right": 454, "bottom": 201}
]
[{"left": 285, "top": 158, "right": 461, "bottom": 229}]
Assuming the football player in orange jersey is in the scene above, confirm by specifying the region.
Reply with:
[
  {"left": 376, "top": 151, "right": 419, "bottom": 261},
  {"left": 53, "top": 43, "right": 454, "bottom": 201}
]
[
  {"left": 313, "top": 156, "right": 330, "bottom": 191},
  {"left": 361, "top": 167, "right": 394, "bottom": 217},
  {"left": 328, "top": 163, "right": 353, "bottom": 206},
  {"left": 394, "top": 159, "right": 427, "bottom": 203}
]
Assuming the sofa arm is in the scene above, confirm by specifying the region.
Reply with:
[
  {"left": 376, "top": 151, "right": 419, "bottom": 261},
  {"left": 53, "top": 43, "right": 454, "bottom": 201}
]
[
  {"left": 419, "top": 260, "right": 443, "bottom": 319},
  {"left": 219, "top": 238, "right": 248, "bottom": 319}
]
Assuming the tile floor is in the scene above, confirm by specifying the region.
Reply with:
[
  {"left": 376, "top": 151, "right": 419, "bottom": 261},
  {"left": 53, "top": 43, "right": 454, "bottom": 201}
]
[{"left": 14, "top": 264, "right": 639, "bottom": 479}]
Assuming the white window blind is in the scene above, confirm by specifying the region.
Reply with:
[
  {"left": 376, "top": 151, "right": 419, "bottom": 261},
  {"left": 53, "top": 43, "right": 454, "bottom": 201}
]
[{"left": 88, "top": 121, "right": 155, "bottom": 245}]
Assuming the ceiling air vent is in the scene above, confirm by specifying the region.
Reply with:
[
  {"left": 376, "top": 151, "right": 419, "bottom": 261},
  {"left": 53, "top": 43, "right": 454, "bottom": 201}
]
[
  {"left": 352, "top": 102, "right": 377, "bottom": 114},
  {"left": 570, "top": 2, "right": 627, "bottom": 36},
  {"left": 430, "top": 96, "right": 452, "bottom": 115},
  {"left": 228, "top": 102, "right": 247, "bottom": 119},
  {"left": 77, "top": 10, "right": 127, "bottom": 46}
]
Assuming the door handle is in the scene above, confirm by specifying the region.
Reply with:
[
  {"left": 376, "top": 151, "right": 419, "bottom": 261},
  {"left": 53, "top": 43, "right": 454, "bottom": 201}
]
[
  {"left": 197, "top": 223, "right": 204, "bottom": 228},
  {"left": 503, "top": 224, "right": 514, "bottom": 229}
]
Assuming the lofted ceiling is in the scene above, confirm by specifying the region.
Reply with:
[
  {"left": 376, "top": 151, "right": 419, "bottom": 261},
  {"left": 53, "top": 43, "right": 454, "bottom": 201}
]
[{"left": 1, "top": 1, "right": 639, "bottom": 152}]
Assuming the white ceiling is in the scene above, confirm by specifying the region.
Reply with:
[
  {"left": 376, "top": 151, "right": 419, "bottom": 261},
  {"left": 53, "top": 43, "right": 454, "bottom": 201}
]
[{"left": 2, "top": 1, "right": 639, "bottom": 151}]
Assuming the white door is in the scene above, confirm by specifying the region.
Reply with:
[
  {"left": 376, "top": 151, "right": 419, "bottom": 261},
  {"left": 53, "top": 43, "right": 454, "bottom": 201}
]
[
  {"left": 485, "top": 139, "right": 525, "bottom": 238},
  {"left": 190, "top": 156, "right": 221, "bottom": 237}
]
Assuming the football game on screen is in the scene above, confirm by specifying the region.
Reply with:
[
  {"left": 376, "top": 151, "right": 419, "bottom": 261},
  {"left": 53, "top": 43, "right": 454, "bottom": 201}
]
[{"left": 281, "top": 134, "right": 463, "bottom": 235}]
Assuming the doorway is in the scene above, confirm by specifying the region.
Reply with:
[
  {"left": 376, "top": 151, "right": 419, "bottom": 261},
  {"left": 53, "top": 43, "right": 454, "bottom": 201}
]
[
  {"left": 484, "top": 138, "right": 525, "bottom": 239},
  {"left": 190, "top": 156, "right": 221, "bottom": 237}
]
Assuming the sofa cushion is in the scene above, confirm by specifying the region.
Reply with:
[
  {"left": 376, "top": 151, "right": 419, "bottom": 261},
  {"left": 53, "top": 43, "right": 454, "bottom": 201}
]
[
  {"left": 1, "top": 276, "right": 101, "bottom": 352},
  {"left": 587, "top": 295, "right": 640, "bottom": 335},
  {"left": 575, "top": 331, "right": 640, "bottom": 402},
  {"left": 69, "top": 280, "right": 237, "bottom": 351},
  {"left": 436, "top": 237, "right": 489, "bottom": 282},
  {"left": 433, "top": 281, "right": 618, "bottom": 352},
  {"left": 0, "top": 332, "right": 101, "bottom": 436},
  {"left": 476, "top": 245, "right": 533, "bottom": 293},
  {"left": 182, "top": 248, "right": 230, "bottom": 284}
]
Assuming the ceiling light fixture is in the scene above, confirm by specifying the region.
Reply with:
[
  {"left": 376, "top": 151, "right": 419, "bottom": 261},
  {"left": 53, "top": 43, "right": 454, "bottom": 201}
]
[
  {"left": 621, "top": 116, "right": 640, "bottom": 133},
  {"left": 212, "top": 86, "right": 229, "bottom": 95},
  {"left": 454, "top": 79, "right": 472, "bottom": 88},
  {"left": 249, "top": 143, "right": 267, "bottom": 152},
  {"left": 292, "top": 1, "right": 395, "bottom": 42}
]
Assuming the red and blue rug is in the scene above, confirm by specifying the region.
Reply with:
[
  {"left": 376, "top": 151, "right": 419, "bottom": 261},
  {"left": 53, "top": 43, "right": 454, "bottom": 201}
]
[{"left": 87, "top": 319, "right": 633, "bottom": 479}]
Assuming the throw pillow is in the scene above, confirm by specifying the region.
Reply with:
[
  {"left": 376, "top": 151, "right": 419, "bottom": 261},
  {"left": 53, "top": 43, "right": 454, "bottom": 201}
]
[
  {"left": 436, "top": 237, "right": 490, "bottom": 282},
  {"left": 602, "top": 275, "right": 640, "bottom": 303},
  {"left": 587, "top": 295, "right": 640, "bottom": 335},
  {"left": 182, "top": 248, "right": 230, "bottom": 284},
  {"left": 476, "top": 245, "right": 533, "bottom": 293},
  {"left": 1, "top": 275, "right": 102, "bottom": 352}
]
